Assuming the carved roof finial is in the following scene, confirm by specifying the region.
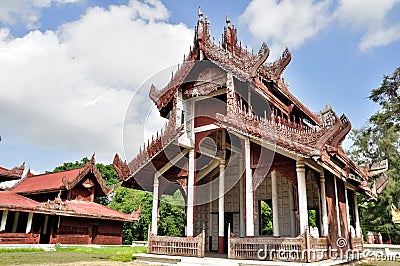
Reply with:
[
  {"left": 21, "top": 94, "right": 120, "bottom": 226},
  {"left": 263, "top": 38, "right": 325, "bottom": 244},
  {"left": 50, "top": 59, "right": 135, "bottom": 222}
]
[
  {"left": 198, "top": 6, "right": 203, "bottom": 18},
  {"left": 226, "top": 12, "right": 231, "bottom": 25}
]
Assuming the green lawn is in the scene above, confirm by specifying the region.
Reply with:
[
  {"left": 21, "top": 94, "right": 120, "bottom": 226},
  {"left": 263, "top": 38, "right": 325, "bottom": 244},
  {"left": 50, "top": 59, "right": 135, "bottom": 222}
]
[{"left": 0, "top": 246, "right": 147, "bottom": 265}]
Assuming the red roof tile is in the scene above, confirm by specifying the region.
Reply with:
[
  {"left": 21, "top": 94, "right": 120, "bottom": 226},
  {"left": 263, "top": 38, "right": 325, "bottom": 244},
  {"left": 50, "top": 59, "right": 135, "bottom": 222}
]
[
  {"left": 64, "top": 200, "right": 137, "bottom": 221},
  {"left": 0, "top": 191, "right": 40, "bottom": 210},
  {"left": 10, "top": 168, "right": 83, "bottom": 194}
]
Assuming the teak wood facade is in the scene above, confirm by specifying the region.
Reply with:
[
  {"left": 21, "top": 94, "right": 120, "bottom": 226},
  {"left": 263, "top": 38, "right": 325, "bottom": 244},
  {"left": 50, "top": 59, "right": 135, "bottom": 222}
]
[
  {"left": 0, "top": 156, "right": 139, "bottom": 245},
  {"left": 113, "top": 9, "right": 387, "bottom": 261}
]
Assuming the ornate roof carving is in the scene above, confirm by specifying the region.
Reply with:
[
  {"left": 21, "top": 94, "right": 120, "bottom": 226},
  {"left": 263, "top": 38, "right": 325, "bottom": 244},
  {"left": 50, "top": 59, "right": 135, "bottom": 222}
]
[
  {"left": 0, "top": 162, "right": 25, "bottom": 181},
  {"left": 114, "top": 116, "right": 184, "bottom": 183}
]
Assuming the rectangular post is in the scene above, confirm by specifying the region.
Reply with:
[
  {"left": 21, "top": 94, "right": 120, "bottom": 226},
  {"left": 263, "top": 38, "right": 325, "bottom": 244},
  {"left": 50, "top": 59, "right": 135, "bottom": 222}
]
[
  {"left": 271, "top": 169, "right": 280, "bottom": 237},
  {"left": 354, "top": 192, "right": 361, "bottom": 237},
  {"left": 187, "top": 148, "right": 195, "bottom": 237},
  {"left": 320, "top": 172, "right": 329, "bottom": 236},
  {"left": 25, "top": 212, "right": 33, "bottom": 233},
  {"left": 0, "top": 210, "right": 8, "bottom": 231},
  {"left": 239, "top": 156, "right": 245, "bottom": 237},
  {"left": 288, "top": 183, "right": 296, "bottom": 237},
  {"left": 151, "top": 175, "right": 159, "bottom": 235},
  {"left": 245, "top": 138, "right": 254, "bottom": 237},
  {"left": 296, "top": 160, "right": 308, "bottom": 234},
  {"left": 218, "top": 159, "right": 225, "bottom": 253},
  {"left": 12, "top": 211, "right": 19, "bottom": 233},
  {"left": 334, "top": 176, "right": 341, "bottom": 237}
]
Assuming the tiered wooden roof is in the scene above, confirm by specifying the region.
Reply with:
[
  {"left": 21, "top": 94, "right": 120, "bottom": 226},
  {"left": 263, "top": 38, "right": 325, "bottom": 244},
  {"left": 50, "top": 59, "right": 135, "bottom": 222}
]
[
  {"left": 11, "top": 156, "right": 112, "bottom": 197},
  {"left": 3, "top": 156, "right": 139, "bottom": 222},
  {"left": 115, "top": 9, "right": 387, "bottom": 199}
]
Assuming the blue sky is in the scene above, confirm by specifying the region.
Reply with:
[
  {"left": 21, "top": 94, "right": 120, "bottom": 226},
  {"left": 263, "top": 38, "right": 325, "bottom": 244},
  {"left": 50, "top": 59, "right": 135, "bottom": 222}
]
[{"left": 0, "top": 0, "right": 399, "bottom": 173}]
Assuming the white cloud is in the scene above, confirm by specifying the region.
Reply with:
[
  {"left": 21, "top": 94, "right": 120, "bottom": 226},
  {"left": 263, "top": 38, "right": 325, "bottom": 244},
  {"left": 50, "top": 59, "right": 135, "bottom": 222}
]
[
  {"left": 0, "top": 0, "right": 192, "bottom": 166},
  {"left": 335, "top": 0, "right": 400, "bottom": 51},
  {"left": 240, "top": 0, "right": 400, "bottom": 54},
  {"left": 239, "top": 0, "right": 332, "bottom": 57},
  {"left": 0, "top": 0, "right": 82, "bottom": 29}
]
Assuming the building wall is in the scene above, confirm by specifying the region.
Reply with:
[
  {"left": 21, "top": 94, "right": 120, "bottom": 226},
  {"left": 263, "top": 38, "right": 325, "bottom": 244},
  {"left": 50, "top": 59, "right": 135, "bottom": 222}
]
[{"left": 55, "top": 216, "right": 123, "bottom": 245}]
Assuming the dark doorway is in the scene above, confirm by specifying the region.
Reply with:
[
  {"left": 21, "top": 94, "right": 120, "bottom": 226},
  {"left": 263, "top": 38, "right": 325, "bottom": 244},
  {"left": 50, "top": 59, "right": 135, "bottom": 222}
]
[{"left": 91, "top": 224, "right": 98, "bottom": 243}]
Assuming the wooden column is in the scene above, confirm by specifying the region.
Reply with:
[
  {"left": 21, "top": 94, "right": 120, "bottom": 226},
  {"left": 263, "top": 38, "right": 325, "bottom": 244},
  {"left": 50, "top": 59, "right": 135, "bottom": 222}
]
[
  {"left": 43, "top": 215, "right": 49, "bottom": 235},
  {"left": 239, "top": 156, "right": 245, "bottom": 237},
  {"left": 1, "top": 210, "right": 8, "bottom": 231},
  {"left": 354, "top": 192, "right": 361, "bottom": 237},
  {"left": 187, "top": 148, "right": 195, "bottom": 237},
  {"left": 296, "top": 160, "right": 308, "bottom": 234},
  {"left": 334, "top": 176, "right": 341, "bottom": 237},
  {"left": 288, "top": 183, "right": 296, "bottom": 237},
  {"left": 245, "top": 138, "right": 254, "bottom": 237},
  {"left": 218, "top": 159, "right": 225, "bottom": 253},
  {"left": 345, "top": 187, "right": 351, "bottom": 234},
  {"left": 208, "top": 177, "right": 213, "bottom": 251},
  {"left": 25, "top": 212, "right": 33, "bottom": 233},
  {"left": 320, "top": 172, "right": 329, "bottom": 237},
  {"left": 271, "top": 170, "right": 280, "bottom": 237},
  {"left": 12, "top": 211, "right": 19, "bottom": 233},
  {"left": 151, "top": 175, "right": 159, "bottom": 235}
]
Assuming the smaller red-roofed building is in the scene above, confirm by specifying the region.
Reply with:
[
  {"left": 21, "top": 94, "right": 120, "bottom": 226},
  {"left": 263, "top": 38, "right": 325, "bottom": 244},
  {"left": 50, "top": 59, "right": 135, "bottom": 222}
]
[{"left": 0, "top": 156, "right": 139, "bottom": 245}]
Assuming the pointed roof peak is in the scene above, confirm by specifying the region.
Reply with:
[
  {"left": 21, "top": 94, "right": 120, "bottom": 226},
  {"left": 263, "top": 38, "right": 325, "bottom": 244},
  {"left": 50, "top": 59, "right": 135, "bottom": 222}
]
[{"left": 198, "top": 6, "right": 203, "bottom": 18}]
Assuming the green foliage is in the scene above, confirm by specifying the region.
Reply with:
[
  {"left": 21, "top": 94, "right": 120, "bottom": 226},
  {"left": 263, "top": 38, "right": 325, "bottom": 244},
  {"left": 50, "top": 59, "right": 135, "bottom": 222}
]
[
  {"left": 50, "top": 157, "right": 89, "bottom": 173},
  {"left": 0, "top": 248, "right": 43, "bottom": 253},
  {"left": 0, "top": 246, "right": 146, "bottom": 264},
  {"left": 308, "top": 210, "right": 317, "bottom": 228},
  {"left": 260, "top": 200, "right": 273, "bottom": 235},
  {"left": 350, "top": 66, "right": 400, "bottom": 243},
  {"left": 108, "top": 186, "right": 185, "bottom": 243}
]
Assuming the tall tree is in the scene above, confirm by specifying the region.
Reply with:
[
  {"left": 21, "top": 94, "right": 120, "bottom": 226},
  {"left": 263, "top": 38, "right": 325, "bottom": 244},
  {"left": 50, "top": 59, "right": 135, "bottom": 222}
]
[
  {"left": 109, "top": 187, "right": 185, "bottom": 243},
  {"left": 350, "top": 67, "right": 400, "bottom": 243}
]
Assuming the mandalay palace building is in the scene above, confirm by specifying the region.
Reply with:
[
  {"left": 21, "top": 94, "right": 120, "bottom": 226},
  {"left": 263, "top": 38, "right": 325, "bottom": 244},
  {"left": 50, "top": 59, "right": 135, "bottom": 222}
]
[{"left": 114, "top": 10, "right": 388, "bottom": 262}]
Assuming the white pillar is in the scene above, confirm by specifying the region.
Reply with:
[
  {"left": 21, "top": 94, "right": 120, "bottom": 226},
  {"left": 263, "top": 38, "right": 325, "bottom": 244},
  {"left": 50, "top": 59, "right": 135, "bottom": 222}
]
[
  {"left": 288, "top": 183, "right": 296, "bottom": 237},
  {"left": 271, "top": 170, "right": 280, "bottom": 237},
  {"left": 12, "top": 212, "right": 19, "bottom": 233},
  {"left": 334, "top": 176, "right": 341, "bottom": 237},
  {"left": 354, "top": 193, "right": 361, "bottom": 237},
  {"left": 25, "top": 212, "right": 33, "bottom": 233},
  {"left": 320, "top": 172, "right": 329, "bottom": 237},
  {"left": 1, "top": 210, "right": 8, "bottom": 231},
  {"left": 239, "top": 156, "right": 245, "bottom": 237},
  {"left": 245, "top": 138, "right": 254, "bottom": 237},
  {"left": 218, "top": 159, "right": 225, "bottom": 253},
  {"left": 345, "top": 187, "right": 351, "bottom": 234},
  {"left": 43, "top": 215, "right": 49, "bottom": 234},
  {"left": 187, "top": 148, "right": 195, "bottom": 237},
  {"left": 151, "top": 175, "right": 159, "bottom": 235},
  {"left": 296, "top": 160, "right": 308, "bottom": 234},
  {"left": 208, "top": 179, "right": 213, "bottom": 238}
]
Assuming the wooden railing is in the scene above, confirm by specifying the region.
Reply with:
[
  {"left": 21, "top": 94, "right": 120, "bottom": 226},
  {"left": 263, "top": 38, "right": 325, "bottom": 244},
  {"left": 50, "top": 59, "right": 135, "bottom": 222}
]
[
  {"left": 228, "top": 227, "right": 329, "bottom": 262},
  {"left": 351, "top": 237, "right": 363, "bottom": 252},
  {"left": 147, "top": 228, "right": 205, "bottom": 258},
  {"left": 0, "top": 233, "right": 40, "bottom": 244}
]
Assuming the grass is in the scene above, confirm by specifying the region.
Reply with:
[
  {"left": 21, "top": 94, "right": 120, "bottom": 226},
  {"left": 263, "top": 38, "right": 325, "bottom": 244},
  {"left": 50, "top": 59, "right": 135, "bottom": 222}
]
[{"left": 0, "top": 245, "right": 147, "bottom": 265}]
